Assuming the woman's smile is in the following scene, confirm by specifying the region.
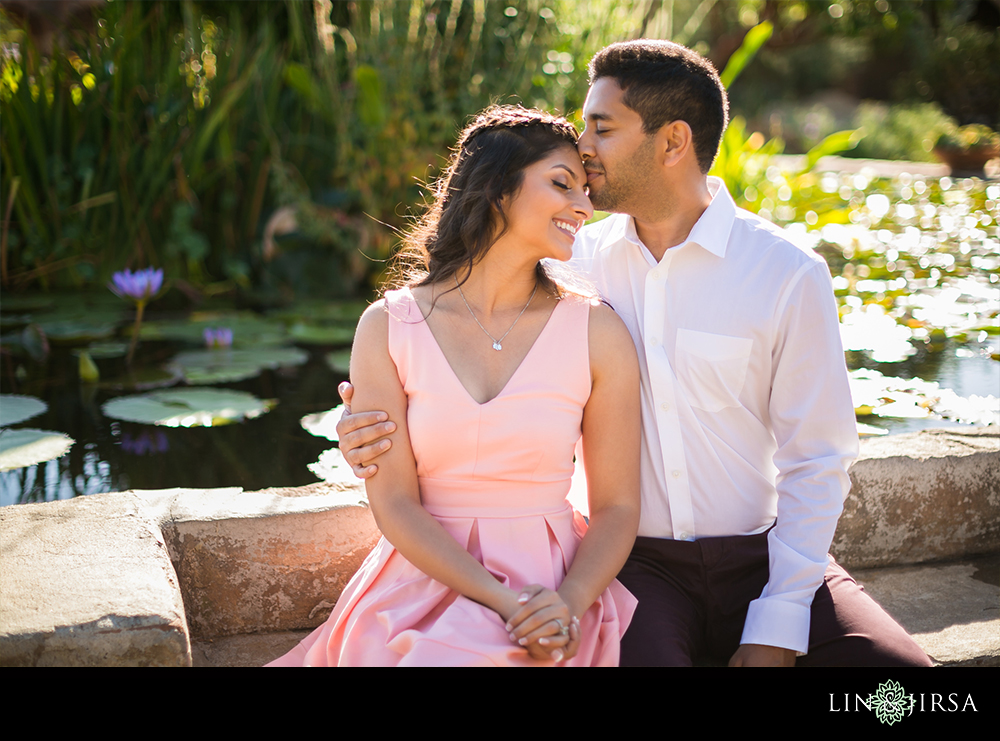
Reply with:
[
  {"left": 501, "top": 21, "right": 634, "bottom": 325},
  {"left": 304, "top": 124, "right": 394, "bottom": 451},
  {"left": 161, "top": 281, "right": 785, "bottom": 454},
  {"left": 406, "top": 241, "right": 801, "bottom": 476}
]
[
  {"left": 554, "top": 218, "right": 582, "bottom": 238},
  {"left": 498, "top": 145, "right": 593, "bottom": 261}
]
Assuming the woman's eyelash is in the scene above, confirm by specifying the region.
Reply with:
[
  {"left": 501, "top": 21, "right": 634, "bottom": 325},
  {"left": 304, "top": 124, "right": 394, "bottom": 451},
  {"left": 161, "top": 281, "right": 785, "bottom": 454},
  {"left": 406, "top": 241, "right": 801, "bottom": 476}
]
[{"left": 552, "top": 181, "right": 570, "bottom": 190}]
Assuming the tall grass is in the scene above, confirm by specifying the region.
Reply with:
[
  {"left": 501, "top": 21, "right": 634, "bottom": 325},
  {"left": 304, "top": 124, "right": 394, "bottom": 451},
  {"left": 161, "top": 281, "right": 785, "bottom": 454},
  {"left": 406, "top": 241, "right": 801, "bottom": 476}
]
[{"left": 0, "top": 0, "right": 587, "bottom": 296}]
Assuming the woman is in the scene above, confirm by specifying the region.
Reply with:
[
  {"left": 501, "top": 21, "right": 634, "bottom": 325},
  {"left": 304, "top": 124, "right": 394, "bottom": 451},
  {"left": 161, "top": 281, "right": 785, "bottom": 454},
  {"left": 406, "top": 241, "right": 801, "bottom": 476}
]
[{"left": 269, "top": 106, "right": 640, "bottom": 666}]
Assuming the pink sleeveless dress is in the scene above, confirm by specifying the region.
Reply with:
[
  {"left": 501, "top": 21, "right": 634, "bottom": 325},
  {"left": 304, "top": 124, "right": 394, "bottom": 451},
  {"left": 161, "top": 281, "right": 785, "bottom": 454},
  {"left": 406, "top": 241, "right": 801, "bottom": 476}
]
[{"left": 268, "top": 287, "right": 635, "bottom": 666}]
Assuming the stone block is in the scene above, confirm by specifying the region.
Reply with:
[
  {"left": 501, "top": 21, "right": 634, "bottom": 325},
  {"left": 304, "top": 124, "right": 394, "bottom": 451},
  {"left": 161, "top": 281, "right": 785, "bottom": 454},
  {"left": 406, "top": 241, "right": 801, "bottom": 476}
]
[
  {"left": 135, "top": 483, "right": 379, "bottom": 639},
  {"left": 0, "top": 492, "right": 190, "bottom": 667},
  {"left": 835, "top": 428, "right": 999, "bottom": 569}
]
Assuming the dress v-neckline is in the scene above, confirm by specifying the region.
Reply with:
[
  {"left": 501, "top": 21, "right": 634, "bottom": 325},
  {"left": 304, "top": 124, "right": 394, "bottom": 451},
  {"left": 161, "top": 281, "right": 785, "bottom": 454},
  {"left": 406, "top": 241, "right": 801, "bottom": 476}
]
[{"left": 406, "top": 287, "right": 563, "bottom": 407}]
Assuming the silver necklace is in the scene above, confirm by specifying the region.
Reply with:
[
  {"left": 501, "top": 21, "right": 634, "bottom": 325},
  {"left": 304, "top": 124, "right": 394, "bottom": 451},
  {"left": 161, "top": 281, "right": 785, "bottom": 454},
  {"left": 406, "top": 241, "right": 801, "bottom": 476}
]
[{"left": 456, "top": 277, "right": 538, "bottom": 351}]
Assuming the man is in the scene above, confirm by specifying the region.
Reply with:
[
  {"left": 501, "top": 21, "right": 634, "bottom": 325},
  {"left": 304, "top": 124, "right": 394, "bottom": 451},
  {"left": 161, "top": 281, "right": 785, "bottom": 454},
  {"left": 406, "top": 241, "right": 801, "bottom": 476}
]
[{"left": 337, "top": 40, "right": 931, "bottom": 667}]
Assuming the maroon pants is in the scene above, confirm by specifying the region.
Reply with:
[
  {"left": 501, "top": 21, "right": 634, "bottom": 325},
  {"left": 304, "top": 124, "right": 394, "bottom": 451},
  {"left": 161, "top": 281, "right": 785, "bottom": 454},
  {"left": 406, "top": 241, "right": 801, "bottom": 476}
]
[{"left": 617, "top": 533, "right": 933, "bottom": 667}]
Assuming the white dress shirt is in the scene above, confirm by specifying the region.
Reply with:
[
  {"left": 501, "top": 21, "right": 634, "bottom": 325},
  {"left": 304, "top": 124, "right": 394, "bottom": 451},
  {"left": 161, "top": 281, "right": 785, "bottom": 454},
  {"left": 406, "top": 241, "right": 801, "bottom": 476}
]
[{"left": 569, "top": 177, "right": 859, "bottom": 653}]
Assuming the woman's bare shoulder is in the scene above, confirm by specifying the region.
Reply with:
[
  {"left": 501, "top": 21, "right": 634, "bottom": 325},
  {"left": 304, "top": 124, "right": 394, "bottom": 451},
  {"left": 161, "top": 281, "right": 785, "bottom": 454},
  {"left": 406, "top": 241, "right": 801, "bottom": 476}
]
[
  {"left": 587, "top": 301, "right": 638, "bottom": 378},
  {"left": 351, "top": 299, "right": 391, "bottom": 365},
  {"left": 355, "top": 298, "right": 388, "bottom": 333},
  {"left": 587, "top": 301, "right": 634, "bottom": 349}
]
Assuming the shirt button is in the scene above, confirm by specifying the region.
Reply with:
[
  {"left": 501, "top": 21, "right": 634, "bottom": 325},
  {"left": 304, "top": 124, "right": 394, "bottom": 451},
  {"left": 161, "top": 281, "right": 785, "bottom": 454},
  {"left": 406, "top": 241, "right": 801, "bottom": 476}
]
[
  {"left": 649, "top": 337, "right": 659, "bottom": 346},
  {"left": 651, "top": 270, "right": 661, "bottom": 280},
  {"left": 672, "top": 470, "right": 681, "bottom": 478},
  {"left": 660, "top": 402, "right": 670, "bottom": 412}
]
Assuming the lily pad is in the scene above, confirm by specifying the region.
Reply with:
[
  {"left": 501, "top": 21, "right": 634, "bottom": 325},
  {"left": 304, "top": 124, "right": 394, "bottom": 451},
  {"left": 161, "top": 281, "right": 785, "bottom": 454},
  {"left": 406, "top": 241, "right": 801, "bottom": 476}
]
[
  {"left": 290, "top": 323, "right": 356, "bottom": 345},
  {"left": 101, "top": 367, "right": 182, "bottom": 391},
  {"left": 0, "top": 395, "right": 47, "bottom": 427},
  {"left": 271, "top": 299, "right": 368, "bottom": 324},
  {"left": 848, "top": 369, "right": 999, "bottom": 426},
  {"left": 0, "top": 428, "right": 74, "bottom": 471},
  {"left": 856, "top": 422, "right": 889, "bottom": 436},
  {"left": 38, "top": 319, "right": 118, "bottom": 344},
  {"left": 102, "top": 388, "right": 274, "bottom": 427},
  {"left": 73, "top": 342, "right": 129, "bottom": 359},
  {"left": 872, "top": 400, "right": 931, "bottom": 419},
  {"left": 0, "top": 314, "right": 32, "bottom": 329},
  {"left": 325, "top": 350, "right": 351, "bottom": 374},
  {"left": 138, "top": 312, "right": 287, "bottom": 346},
  {"left": 169, "top": 361, "right": 261, "bottom": 385},
  {"left": 301, "top": 405, "right": 344, "bottom": 441},
  {"left": 0, "top": 295, "right": 55, "bottom": 313},
  {"left": 169, "top": 346, "right": 310, "bottom": 385},
  {"left": 839, "top": 306, "right": 915, "bottom": 363},
  {"left": 308, "top": 446, "right": 355, "bottom": 484}
]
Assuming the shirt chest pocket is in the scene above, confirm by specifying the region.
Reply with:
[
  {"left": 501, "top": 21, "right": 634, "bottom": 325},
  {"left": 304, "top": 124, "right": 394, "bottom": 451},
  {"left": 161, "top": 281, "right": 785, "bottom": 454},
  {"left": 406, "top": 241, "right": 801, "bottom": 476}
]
[{"left": 675, "top": 329, "right": 753, "bottom": 412}]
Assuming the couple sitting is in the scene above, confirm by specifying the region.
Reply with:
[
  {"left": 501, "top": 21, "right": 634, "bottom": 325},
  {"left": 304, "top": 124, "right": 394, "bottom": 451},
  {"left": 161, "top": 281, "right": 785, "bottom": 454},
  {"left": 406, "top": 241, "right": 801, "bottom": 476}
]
[{"left": 269, "top": 40, "right": 931, "bottom": 667}]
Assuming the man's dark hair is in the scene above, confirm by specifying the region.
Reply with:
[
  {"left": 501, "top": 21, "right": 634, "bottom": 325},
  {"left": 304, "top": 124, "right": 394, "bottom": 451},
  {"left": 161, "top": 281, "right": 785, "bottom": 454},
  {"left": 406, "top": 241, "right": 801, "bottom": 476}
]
[{"left": 589, "top": 40, "right": 729, "bottom": 174}]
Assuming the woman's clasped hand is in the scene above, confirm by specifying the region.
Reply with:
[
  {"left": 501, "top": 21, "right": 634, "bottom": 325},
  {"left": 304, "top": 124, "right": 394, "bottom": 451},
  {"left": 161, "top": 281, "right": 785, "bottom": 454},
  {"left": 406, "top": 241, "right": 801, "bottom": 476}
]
[{"left": 506, "top": 585, "right": 582, "bottom": 663}]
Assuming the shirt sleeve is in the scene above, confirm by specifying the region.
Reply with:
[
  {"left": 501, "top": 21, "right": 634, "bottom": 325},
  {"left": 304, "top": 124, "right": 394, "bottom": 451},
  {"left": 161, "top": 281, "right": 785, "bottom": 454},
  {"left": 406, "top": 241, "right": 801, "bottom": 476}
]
[{"left": 740, "top": 259, "right": 859, "bottom": 654}]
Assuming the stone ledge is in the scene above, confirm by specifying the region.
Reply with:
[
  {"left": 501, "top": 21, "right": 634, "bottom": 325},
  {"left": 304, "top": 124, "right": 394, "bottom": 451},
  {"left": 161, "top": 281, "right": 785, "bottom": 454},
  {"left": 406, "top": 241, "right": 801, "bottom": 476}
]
[
  {"left": 192, "top": 554, "right": 1000, "bottom": 667},
  {"left": 2, "top": 427, "right": 996, "bottom": 666},
  {"left": 853, "top": 553, "right": 1000, "bottom": 667},
  {"left": 834, "top": 428, "right": 999, "bottom": 569},
  {"left": 134, "top": 483, "right": 379, "bottom": 639},
  {"left": 0, "top": 492, "right": 190, "bottom": 667}
]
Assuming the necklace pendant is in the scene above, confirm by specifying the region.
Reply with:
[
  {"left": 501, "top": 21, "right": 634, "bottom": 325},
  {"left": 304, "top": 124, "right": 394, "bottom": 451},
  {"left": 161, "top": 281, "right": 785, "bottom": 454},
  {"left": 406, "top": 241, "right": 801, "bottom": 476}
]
[{"left": 492, "top": 341, "right": 503, "bottom": 351}]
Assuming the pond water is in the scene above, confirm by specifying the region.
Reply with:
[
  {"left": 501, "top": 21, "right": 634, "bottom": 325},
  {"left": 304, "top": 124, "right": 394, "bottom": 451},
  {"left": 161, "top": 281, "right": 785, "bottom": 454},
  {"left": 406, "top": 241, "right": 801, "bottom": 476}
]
[
  {"left": 1, "top": 172, "right": 997, "bottom": 506},
  {"left": 0, "top": 330, "right": 346, "bottom": 506}
]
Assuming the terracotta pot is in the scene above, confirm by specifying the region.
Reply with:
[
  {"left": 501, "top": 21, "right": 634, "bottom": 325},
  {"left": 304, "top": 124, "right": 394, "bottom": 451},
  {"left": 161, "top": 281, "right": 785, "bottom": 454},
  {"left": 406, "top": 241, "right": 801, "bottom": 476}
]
[{"left": 933, "top": 144, "right": 1000, "bottom": 176}]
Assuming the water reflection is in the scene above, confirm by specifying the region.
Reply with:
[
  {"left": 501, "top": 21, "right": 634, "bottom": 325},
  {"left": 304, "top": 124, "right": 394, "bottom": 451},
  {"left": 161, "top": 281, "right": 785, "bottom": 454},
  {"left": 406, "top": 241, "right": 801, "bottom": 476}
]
[
  {"left": 120, "top": 430, "right": 169, "bottom": 456},
  {"left": 0, "top": 354, "right": 336, "bottom": 505}
]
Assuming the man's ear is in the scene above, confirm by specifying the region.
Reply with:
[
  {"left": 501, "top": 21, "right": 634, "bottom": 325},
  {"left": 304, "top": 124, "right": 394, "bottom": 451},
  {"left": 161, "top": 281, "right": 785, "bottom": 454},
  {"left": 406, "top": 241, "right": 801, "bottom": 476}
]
[{"left": 656, "top": 120, "right": 694, "bottom": 169}]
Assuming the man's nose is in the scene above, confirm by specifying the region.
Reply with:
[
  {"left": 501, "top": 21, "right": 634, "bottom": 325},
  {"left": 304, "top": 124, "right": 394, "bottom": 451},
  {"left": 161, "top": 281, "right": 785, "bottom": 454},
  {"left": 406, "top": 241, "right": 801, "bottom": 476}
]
[{"left": 577, "top": 129, "right": 594, "bottom": 161}]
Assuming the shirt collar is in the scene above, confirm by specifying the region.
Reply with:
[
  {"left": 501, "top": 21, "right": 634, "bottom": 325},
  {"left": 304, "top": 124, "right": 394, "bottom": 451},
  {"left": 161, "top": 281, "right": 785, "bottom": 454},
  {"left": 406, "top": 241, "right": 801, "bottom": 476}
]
[{"left": 602, "top": 176, "right": 736, "bottom": 259}]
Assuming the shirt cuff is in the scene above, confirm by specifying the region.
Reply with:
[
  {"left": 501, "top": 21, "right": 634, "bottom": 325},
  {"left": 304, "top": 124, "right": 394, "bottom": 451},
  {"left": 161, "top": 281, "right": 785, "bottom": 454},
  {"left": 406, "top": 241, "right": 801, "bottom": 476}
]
[{"left": 740, "top": 597, "right": 812, "bottom": 655}]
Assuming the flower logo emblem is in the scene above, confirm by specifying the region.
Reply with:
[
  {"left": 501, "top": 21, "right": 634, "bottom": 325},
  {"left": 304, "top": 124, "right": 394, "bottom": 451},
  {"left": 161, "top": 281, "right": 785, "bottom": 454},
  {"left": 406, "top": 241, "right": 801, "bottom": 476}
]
[{"left": 869, "top": 680, "right": 913, "bottom": 725}]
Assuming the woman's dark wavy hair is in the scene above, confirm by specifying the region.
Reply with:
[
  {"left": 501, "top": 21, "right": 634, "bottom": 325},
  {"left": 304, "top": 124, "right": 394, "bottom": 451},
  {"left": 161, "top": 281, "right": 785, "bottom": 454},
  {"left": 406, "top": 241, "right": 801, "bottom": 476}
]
[{"left": 389, "top": 105, "right": 581, "bottom": 299}]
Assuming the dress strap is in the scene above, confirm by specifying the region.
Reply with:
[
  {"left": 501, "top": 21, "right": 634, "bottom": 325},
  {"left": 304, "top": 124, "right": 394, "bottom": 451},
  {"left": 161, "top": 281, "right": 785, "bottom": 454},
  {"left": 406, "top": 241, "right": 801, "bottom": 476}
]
[
  {"left": 383, "top": 287, "right": 421, "bottom": 324},
  {"left": 384, "top": 287, "right": 424, "bottom": 390}
]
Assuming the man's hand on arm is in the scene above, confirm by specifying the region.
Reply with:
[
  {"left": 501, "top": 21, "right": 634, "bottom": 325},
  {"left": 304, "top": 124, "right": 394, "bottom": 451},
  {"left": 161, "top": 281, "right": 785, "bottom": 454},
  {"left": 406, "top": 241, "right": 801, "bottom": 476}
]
[
  {"left": 336, "top": 382, "right": 396, "bottom": 478},
  {"left": 729, "top": 644, "right": 796, "bottom": 667}
]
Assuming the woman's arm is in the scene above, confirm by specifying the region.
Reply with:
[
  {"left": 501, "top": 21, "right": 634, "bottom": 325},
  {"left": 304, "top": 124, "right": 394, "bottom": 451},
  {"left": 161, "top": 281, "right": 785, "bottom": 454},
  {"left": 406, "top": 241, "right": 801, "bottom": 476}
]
[
  {"left": 507, "top": 302, "right": 641, "bottom": 652},
  {"left": 350, "top": 302, "right": 526, "bottom": 624}
]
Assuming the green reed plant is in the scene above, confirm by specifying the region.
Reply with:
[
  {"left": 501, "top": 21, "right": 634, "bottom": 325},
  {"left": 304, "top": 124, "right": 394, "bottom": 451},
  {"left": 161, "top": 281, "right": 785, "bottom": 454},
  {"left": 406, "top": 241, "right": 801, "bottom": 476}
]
[
  {"left": 1, "top": 1, "right": 576, "bottom": 296},
  {"left": 710, "top": 21, "right": 861, "bottom": 227}
]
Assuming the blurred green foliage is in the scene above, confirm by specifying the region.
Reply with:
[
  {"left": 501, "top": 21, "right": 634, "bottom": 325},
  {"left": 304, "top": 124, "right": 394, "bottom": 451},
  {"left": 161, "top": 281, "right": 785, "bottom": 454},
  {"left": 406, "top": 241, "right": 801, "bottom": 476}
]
[
  {"left": 851, "top": 102, "right": 957, "bottom": 162},
  {"left": 1, "top": 0, "right": 996, "bottom": 298},
  {"left": 710, "top": 20, "right": 862, "bottom": 226},
  {"left": 0, "top": 0, "right": 575, "bottom": 297}
]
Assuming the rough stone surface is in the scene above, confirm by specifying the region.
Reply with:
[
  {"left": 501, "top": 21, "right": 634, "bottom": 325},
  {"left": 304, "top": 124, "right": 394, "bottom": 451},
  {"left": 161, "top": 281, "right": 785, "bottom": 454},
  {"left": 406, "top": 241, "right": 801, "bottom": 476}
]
[
  {"left": 853, "top": 553, "right": 1000, "bottom": 667},
  {"left": 191, "top": 554, "right": 999, "bottom": 667},
  {"left": 834, "top": 428, "right": 999, "bottom": 569},
  {"left": 134, "top": 484, "right": 379, "bottom": 639},
  {"left": 0, "top": 491, "right": 190, "bottom": 667},
  {"left": 192, "top": 630, "right": 308, "bottom": 667},
  {"left": 4, "top": 425, "right": 997, "bottom": 667}
]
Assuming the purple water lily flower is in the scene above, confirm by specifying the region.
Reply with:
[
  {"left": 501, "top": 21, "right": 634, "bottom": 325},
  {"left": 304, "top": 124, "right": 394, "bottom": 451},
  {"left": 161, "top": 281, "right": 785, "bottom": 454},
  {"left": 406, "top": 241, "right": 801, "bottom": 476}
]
[
  {"left": 109, "top": 267, "right": 164, "bottom": 303},
  {"left": 203, "top": 326, "right": 234, "bottom": 349},
  {"left": 109, "top": 266, "right": 164, "bottom": 367}
]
